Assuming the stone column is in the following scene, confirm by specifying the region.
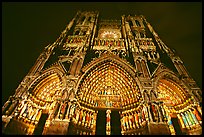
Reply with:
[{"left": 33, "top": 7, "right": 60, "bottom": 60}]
[
  {"left": 157, "top": 105, "right": 163, "bottom": 122},
  {"left": 147, "top": 105, "right": 153, "bottom": 122}
]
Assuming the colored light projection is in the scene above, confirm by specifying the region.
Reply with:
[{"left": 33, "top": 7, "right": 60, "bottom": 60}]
[{"left": 77, "top": 60, "right": 142, "bottom": 109}]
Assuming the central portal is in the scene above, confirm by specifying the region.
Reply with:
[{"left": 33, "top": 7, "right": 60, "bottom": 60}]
[
  {"left": 96, "top": 109, "right": 121, "bottom": 135},
  {"left": 77, "top": 59, "right": 142, "bottom": 135}
]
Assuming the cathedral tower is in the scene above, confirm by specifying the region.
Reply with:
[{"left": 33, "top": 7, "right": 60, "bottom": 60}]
[{"left": 2, "top": 11, "right": 202, "bottom": 135}]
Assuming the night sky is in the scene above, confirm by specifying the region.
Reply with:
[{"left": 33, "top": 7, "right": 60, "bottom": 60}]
[{"left": 2, "top": 2, "right": 202, "bottom": 105}]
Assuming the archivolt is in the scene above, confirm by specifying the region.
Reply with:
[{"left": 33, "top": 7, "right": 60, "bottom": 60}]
[
  {"left": 154, "top": 72, "right": 190, "bottom": 108},
  {"left": 28, "top": 67, "right": 65, "bottom": 104},
  {"left": 76, "top": 55, "right": 143, "bottom": 109}
]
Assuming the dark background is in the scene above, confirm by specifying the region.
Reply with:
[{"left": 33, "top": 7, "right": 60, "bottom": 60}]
[{"left": 2, "top": 2, "right": 202, "bottom": 105}]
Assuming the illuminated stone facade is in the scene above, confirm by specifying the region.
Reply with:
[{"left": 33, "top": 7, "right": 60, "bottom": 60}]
[{"left": 2, "top": 11, "right": 202, "bottom": 135}]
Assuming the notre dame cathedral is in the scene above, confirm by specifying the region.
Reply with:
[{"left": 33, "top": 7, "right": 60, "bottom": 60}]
[{"left": 2, "top": 11, "right": 202, "bottom": 135}]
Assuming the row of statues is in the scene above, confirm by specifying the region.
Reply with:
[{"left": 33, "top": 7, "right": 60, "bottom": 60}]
[
  {"left": 94, "top": 39, "right": 124, "bottom": 47},
  {"left": 66, "top": 36, "right": 86, "bottom": 44},
  {"left": 121, "top": 105, "right": 148, "bottom": 132},
  {"left": 72, "top": 107, "right": 97, "bottom": 129}
]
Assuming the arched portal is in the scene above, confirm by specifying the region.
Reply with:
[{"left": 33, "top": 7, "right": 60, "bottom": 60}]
[
  {"left": 156, "top": 78, "right": 200, "bottom": 135},
  {"left": 75, "top": 58, "right": 142, "bottom": 135},
  {"left": 29, "top": 72, "right": 65, "bottom": 135},
  {"left": 3, "top": 70, "right": 66, "bottom": 135}
]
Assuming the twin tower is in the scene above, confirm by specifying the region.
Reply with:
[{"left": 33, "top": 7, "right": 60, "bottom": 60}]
[{"left": 2, "top": 11, "right": 202, "bottom": 135}]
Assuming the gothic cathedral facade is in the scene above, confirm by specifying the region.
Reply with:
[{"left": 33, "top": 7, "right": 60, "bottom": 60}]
[{"left": 2, "top": 11, "right": 202, "bottom": 135}]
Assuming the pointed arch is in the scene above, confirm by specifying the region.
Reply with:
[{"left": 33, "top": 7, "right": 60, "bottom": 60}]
[
  {"left": 154, "top": 71, "right": 191, "bottom": 108},
  {"left": 75, "top": 53, "right": 143, "bottom": 110},
  {"left": 28, "top": 65, "right": 66, "bottom": 107},
  {"left": 80, "top": 53, "right": 139, "bottom": 84}
]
